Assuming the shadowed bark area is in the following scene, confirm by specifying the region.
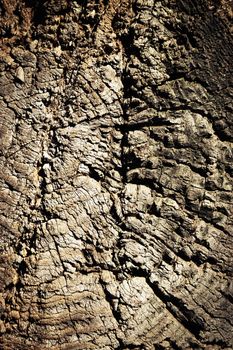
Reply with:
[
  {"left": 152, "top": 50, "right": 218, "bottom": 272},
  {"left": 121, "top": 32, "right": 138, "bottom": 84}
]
[{"left": 0, "top": 0, "right": 232, "bottom": 349}]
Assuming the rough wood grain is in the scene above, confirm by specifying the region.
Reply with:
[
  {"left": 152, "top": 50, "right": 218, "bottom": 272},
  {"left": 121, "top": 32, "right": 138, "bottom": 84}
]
[{"left": 0, "top": 0, "right": 232, "bottom": 349}]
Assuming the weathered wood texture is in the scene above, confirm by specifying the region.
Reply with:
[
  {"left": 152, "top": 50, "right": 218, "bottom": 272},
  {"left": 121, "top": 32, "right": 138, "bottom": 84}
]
[{"left": 0, "top": 0, "right": 233, "bottom": 349}]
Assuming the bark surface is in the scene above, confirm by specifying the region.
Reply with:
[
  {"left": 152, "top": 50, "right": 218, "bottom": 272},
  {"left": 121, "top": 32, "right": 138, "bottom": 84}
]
[{"left": 0, "top": 0, "right": 233, "bottom": 349}]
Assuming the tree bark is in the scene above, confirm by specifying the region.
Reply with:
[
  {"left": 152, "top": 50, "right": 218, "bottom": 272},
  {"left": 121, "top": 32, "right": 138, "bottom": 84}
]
[{"left": 0, "top": 0, "right": 233, "bottom": 349}]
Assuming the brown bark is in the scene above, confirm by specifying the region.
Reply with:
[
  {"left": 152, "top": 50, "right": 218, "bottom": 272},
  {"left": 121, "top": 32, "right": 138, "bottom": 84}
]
[{"left": 0, "top": 0, "right": 233, "bottom": 349}]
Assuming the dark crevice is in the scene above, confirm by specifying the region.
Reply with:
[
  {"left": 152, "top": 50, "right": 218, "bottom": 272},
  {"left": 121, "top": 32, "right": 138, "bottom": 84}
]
[
  {"left": 118, "top": 131, "right": 128, "bottom": 184},
  {"left": 220, "top": 290, "right": 233, "bottom": 305},
  {"left": 168, "top": 341, "right": 183, "bottom": 350},
  {"left": 118, "top": 119, "right": 173, "bottom": 132},
  {"left": 110, "top": 203, "right": 122, "bottom": 225},
  {"left": 100, "top": 282, "right": 122, "bottom": 325},
  {"left": 115, "top": 341, "right": 146, "bottom": 350},
  {"left": 17, "top": 260, "right": 28, "bottom": 276},
  {"left": 127, "top": 177, "right": 164, "bottom": 193},
  {"left": 88, "top": 165, "right": 102, "bottom": 182},
  {"left": 146, "top": 279, "right": 205, "bottom": 339},
  {"left": 212, "top": 122, "right": 233, "bottom": 142},
  {"left": 25, "top": 0, "right": 47, "bottom": 25}
]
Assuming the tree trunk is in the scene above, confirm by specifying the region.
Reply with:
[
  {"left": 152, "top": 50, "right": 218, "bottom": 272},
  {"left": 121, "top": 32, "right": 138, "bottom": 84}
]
[{"left": 0, "top": 0, "right": 232, "bottom": 349}]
